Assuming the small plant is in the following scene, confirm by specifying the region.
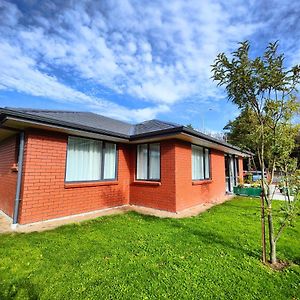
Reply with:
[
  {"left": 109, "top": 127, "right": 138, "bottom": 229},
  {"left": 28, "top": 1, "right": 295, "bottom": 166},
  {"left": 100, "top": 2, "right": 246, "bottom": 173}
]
[
  {"left": 250, "top": 182, "right": 261, "bottom": 188},
  {"left": 244, "top": 172, "right": 252, "bottom": 184}
]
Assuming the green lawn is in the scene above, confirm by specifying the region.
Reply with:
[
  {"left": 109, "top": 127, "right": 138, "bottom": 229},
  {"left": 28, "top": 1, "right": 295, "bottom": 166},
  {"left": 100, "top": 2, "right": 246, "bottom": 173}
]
[{"left": 0, "top": 197, "right": 299, "bottom": 300}]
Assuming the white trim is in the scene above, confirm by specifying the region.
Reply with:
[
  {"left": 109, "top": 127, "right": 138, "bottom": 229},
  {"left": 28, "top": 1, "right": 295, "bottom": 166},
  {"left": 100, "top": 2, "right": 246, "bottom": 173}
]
[
  {"left": 13, "top": 205, "right": 129, "bottom": 229},
  {"left": 180, "top": 133, "right": 249, "bottom": 157}
]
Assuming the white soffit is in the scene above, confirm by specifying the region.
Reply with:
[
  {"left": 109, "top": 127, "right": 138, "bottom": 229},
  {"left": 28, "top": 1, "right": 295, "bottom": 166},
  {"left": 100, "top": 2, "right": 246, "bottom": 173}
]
[{"left": 179, "top": 133, "right": 249, "bottom": 157}]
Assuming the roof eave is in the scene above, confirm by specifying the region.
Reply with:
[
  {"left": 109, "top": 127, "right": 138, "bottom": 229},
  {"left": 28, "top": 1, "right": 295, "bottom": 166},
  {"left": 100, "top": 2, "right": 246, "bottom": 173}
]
[
  {"left": 0, "top": 108, "right": 254, "bottom": 156},
  {"left": 0, "top": 108, "right": 130, "bottom": 140},
  {"left": 181, "top": 127, "right": 253, "bottom": 156},
  {"left": 131, "top": 126, "right": 252, "bottom": 156}
]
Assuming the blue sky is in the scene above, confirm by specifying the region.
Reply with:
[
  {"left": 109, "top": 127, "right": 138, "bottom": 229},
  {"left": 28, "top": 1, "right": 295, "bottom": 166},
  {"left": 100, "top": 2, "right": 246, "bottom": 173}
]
[{"left": 0, "top": 0, "right": 299, "bottom": 131}]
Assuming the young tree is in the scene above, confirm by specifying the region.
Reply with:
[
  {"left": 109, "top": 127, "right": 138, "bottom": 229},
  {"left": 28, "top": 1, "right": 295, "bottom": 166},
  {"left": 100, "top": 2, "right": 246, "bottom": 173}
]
[{"left": 211, "top": 41, "right": 300, "bottom": 265}]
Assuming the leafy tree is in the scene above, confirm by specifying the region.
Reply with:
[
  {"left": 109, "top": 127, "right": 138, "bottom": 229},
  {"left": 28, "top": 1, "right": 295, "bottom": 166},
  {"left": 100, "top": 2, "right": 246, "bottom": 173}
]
[
  {"left": 224, "top": 108, "right": 257, "bottom": 151},
  {"left": 186, "top": 124, "right": 194, "bottom": 129},
  {"left": 291, "top": 132, "right": 300, "bottom": 167},
  {"left": 212, "top": 41, "right": 300, "bottom": 265}
]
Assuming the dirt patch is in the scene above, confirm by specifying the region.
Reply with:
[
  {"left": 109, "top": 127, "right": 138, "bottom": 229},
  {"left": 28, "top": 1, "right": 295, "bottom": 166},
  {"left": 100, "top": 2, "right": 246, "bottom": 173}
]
[{"left": 267, "top": 260, "right": 290, "bottom": 271}]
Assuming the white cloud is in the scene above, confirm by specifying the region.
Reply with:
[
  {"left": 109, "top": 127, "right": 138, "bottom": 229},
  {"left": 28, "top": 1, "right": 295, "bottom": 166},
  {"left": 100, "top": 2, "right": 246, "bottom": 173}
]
[
  {"left": 0, "top": 41, "right": 167, "bottom": 122},
  {"left": 1, "top": 0, "right": 297, "bottom": 123}
]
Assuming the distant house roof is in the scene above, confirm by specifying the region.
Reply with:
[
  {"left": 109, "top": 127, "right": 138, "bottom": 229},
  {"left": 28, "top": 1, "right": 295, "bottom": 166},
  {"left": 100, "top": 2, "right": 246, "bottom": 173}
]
[{"left": 0, "top": 107, "right": 252, "bottom": 156}]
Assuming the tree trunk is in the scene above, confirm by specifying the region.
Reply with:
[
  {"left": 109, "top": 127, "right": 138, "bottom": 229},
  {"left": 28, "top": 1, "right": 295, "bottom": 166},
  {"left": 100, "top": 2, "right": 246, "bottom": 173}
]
[
  {"left": 259, "top": 138, "right": 267, "bottom": 264},
  {"left": 260, "top": 191, "right": 266, "bottom": 263},
  {"left": 267, "top": 203, "right": 277, "bottom": 264}
]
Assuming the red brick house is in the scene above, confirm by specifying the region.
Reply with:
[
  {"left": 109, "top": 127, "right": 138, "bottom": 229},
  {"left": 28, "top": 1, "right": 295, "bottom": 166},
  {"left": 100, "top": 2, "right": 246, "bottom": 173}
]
[{"left": 0, "top": 108, "right": 250, "bottom": 227}]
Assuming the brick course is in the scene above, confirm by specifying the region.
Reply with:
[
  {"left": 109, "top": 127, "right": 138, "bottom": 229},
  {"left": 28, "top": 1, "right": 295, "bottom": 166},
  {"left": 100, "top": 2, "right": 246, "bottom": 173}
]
[
  {"left": 18, "top": 129, "right": 130, "bottom": 224},
  {"left": 129, "top": 140, "right": 177, "bottom": 212},
  {"left": 0, "top": 135, "right": 18, "bottom": 217},
  {"left": 174, "top": 140, "right": 226, "bottom": 211}
]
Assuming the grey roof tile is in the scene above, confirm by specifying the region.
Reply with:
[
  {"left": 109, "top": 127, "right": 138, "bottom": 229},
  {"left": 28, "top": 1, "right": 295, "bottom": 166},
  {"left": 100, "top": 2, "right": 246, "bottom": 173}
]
[
  {"left": 4, "top": 108, "right": 134, "bottom": 136},
  {"left": 133, "top": 119, "right": 181, "bottom": 135},
  {"left": 0, "top": 107, "right": 251, "bottom": 155}
]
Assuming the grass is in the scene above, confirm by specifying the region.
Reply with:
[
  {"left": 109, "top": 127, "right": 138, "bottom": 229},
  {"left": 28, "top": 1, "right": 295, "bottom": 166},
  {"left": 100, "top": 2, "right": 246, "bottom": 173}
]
[{"left": 0, "top": 197, "right": 299, "bottom": 300}]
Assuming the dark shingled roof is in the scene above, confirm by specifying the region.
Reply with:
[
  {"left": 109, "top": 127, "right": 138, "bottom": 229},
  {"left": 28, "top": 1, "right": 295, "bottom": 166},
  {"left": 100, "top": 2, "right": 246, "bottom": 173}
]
[
  {"left": 1, "top": 108, "right": 183, "bottom": 137},
  {"left": 133, "top": 119, "right": 181, "bottom": 135},
  {"left": 2, "top": 108, "right": 134, "bottom": 136},
  {"left": 0, "top": 107, "right": 252, "bottom": 155}
]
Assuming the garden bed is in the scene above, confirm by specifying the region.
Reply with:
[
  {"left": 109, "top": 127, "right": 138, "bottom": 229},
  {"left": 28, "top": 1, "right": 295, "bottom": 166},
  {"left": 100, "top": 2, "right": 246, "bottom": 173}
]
[{"left": 233, "top": 186, "right": 262, "bottom": 197}]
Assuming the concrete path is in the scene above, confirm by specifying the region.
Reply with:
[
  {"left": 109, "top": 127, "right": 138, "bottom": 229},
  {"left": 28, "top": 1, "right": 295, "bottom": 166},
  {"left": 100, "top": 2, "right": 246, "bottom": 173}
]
[
  {"left": 0, "top": 212, "right": 12, "bottom": 234},
  {"left": 272, "top": 191, "right": 294, "bottom": 201}
]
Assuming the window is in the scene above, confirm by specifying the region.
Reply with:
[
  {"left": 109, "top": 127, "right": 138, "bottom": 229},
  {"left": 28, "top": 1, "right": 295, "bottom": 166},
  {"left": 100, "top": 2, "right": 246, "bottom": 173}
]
[
  {"left": 65, "top": 136, "right": 117, "bottom": 182},
  {"left": 136, "top": 143, "right": 160, "bottom": 180},
  {"left": 192, "top": 145, "right": 210, "bottom": 180},
  {"left": 225, "top": 154, "right": 239, "bottom": 192}
]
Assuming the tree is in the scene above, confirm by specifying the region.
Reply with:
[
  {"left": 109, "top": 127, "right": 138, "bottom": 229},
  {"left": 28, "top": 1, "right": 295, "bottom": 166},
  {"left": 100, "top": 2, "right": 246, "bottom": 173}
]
[
  {"left": 223, "top": 109, "right": 259, "bottom": 170},
  {"left": 291, "top": 132, "right": 300, "bottom": 167},
  {"left": 224, "top": 108, "right": 257, "bottom": 151},
  {"left": 186, "top": 124, "right": 194, "bottom": 129},
  {"left": 211, "top": 41, "right": 300, "bottom": 265}
]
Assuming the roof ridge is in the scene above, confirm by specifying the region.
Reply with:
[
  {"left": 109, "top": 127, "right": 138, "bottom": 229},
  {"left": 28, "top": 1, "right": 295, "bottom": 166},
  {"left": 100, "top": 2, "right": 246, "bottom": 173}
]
[
  {"left": 87, "top": 112, "right": 132, "bottom": 126},
  {"left": 135, "top": 119, "right": 181, "bottom": 127},
  {"left": 152, "top": 119, "right": 182, "bottom": 127}
]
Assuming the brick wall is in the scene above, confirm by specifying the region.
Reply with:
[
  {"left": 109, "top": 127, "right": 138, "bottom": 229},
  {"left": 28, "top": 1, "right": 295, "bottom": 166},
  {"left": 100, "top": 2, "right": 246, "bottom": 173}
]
[
  {"left": 0, "top": 135, "right": 18, "bottom": 217},
  {"left": 18, "top": 129, "right": 131, "bottom": 224},
  {"left": 16, "top": 129, "right": 244, "bottom": 224},
  {"left": 129, "top": 140, "right": 177, "bottom": 212},
  {"left": 174, "top": 140, "right": 227, "bottom": 211}
]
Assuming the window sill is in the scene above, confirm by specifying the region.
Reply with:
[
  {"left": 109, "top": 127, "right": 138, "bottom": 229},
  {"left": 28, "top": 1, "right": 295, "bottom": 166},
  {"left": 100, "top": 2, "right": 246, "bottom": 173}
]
[
  {"left": 192, "top": 180, "right": 212, "bottom": 185},
  {"left": 64, "top": 181, "right": 118, "bottom": 189},
  {"left": 132, "top": 181, "right": 161, "bottom": 186}
]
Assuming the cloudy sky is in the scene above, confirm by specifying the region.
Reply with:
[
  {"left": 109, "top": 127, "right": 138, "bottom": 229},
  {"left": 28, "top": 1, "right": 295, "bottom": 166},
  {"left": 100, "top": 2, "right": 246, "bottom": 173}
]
[{"left": 0, "top": 0, "right": 299, "bottom": 130}]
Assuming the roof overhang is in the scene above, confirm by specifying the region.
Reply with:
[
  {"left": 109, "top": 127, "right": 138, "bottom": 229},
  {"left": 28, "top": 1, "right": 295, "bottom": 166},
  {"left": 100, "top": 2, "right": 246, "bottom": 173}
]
[
  {"left": 0, "top": 108, "right": 252, "bottom": 157},
  {"left": 1, "top": 117, "right": 130, "bottom": 143},
  {"left": 130, "top": 131, "right": 250, "bottom": 157},
  {"left": 178, "top": 133, "right": 250, "bottom": 157},
  {"left": 0, "top": 127, "right": 18, "bottom": 141}
]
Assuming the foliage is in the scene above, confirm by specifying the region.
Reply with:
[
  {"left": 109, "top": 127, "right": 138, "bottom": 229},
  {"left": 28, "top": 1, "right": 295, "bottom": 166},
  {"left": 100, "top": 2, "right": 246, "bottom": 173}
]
[
  {"left": 224, "top": 108, "right": 258, "bottom": 152},
  {"left": 213, "top": 41, "right": 300, "bottom": 178},
  {"left": 186, "top": 124, "right": 194, "bottom": 129},
  {"left": 0, "top": 198, "right": 299, "bottom": 300},
  {"left": 212, "top": 40, "right": 300, "bottom": 264},
  {"left": 275, "top": 169, "right": 300, "bottom": 242}
]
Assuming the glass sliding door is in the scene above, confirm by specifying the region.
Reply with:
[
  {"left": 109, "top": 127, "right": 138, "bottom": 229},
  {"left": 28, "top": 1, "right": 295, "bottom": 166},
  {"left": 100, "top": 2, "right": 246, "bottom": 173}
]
[{"left": 225, "top": 155, "right": 239, "bottom": 193}]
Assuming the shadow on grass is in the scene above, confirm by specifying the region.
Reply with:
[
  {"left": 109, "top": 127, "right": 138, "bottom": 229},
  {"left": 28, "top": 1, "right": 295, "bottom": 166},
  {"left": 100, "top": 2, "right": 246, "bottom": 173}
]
[
  {"left": 0, "top": 279, "right": 39, "bottom": 300},
  {"left": 168, "top": 219, "right": 261, "bottom": 260}
]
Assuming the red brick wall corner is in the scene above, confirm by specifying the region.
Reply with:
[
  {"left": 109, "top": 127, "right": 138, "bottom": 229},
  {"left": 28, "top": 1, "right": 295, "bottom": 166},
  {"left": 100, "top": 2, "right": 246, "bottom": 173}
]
[
  {"left": 174, "top": 140, "right": 226, "bottom": 212},
  {"left": 129, "top": 140, "right": 177, "bottom": 212},
  {"left": 0, "top": 135, "right": 18, "bottom": 217},
  {"left": 18, "top": 129, "right": 131, "bottom": 224}
]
